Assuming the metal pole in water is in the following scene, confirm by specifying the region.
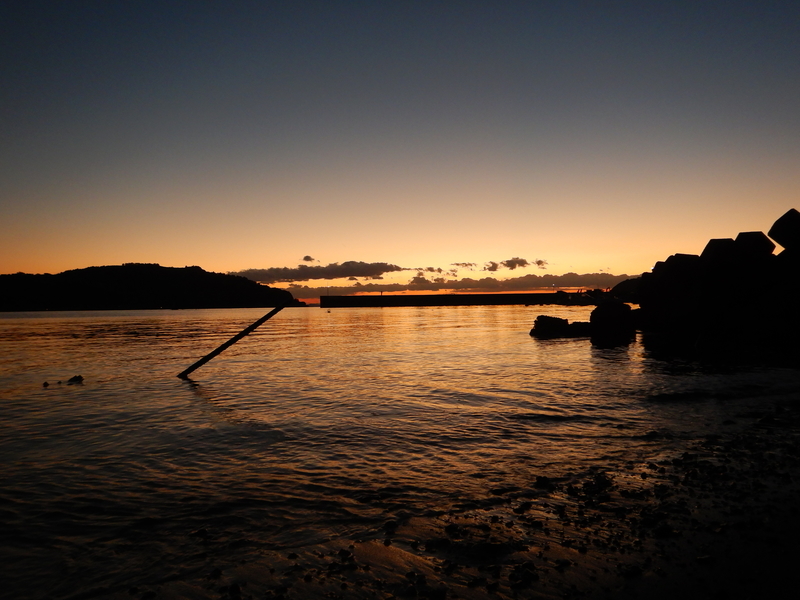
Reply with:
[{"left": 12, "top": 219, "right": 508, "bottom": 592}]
[{"left": 177, "top": 305, "right": 285, "bottom": 379}]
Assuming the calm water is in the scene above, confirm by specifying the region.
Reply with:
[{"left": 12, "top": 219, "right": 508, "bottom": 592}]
[{"left": 1, "top": 306, "right": 799, "bottom": 598}]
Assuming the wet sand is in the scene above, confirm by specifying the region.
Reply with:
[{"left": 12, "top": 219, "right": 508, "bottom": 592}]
[{"left": 100, "top": 395, "right": 800, "bottom": 600}]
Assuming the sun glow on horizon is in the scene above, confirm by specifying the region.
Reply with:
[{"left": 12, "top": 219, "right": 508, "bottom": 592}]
[{"left": 1, "top": 3, "right": 797, "bottom": 278}]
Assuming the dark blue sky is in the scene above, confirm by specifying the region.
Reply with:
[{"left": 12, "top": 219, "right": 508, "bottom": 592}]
[{"left": 2, "top": 1, "right": 799, "bottom": 279}]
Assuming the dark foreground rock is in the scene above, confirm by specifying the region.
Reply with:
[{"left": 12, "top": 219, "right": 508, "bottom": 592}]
[
  {"left": 626, "top": 209, "right": 800, "bottom": 363},
  {"left": 529, "top": 315, "right": 591, "bottom": 338},
  {"left": 534, "top": 209, "right": 800, "bottom": 363},
  {"left": 530, "top": 300, "right": 635, "bottom": 347},
  {"left": 0, "top": 263, "right": 303, "bottom": 310}
]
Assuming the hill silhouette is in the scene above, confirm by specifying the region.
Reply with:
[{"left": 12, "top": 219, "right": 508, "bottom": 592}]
[{"left": 0, "top": 263, "right": 301, "bottom": 311}]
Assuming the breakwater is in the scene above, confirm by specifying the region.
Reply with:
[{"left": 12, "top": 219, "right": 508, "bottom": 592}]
[{"left": 319, "top": 291, "right": 600, "bottom": 308}]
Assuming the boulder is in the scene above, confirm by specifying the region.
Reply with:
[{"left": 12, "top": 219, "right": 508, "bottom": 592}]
[
  {"left": 775, "top": 247, "right": 800, "bottom": 270},
  {"left": 530, "top": 315, "right": 570, "bottom": 338},
  {"left": 768, "top": 208, "right": 800, "bottom": 250},
  {"left": 733, "top": 231, "right": 775, "bottom": 258},
  {"left": 590, "top": 300, "right": 633, "bottom": 328},
  {"left": 530, "top": 315, "right": 592, "bottom": 339},
  {"left": 590, "top": 301, "right": 636, "bottom": 346},
  {"left": 700, "top": 238, "right": 737, "bottom": 265},
  {"left": 650, "top": 254, "right": 701, "bottom": 283},
  {"left": 610, "top": 277, "right": 642, "bottom": 303}
]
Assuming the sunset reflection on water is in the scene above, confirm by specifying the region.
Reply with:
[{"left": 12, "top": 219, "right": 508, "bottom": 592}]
[{"left": 2, "top": 306, "right": 799, "bottom": 597}]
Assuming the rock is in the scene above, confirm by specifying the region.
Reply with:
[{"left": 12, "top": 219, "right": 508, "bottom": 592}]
[
  {"left": 530, "top": 315, "right": 570, "bottom": 338},
  {"left": 775, "top": 247, "right": 800, "bottom": 268},
  {"left": 590, "top": 300, "right": 633, "bottom": 330},
  {"left": 513, "top": 502, "right": 532, "bottom": 514},
  {"left": 589, "top": 300, "right": 636, "bottom": 346},
  {"left": 656, "top": 253, "right": 702, "bottom": 276},
  {"left": 533, "top": 210, "right": 800, "bottom": 362},
  {"left": 700, "top": 238, "right": 737, "bottom": 264},
  {"left": 568, "top": 321, "right": 592, "bottom": 336},
  {"left": 610, "top": 277, "right": 643, "bottom": 303},
  {"left": 627, "top": 209, "right": 800, "bottom": 362},
  {"left": 734, "top": 231, "right": 775, "bottom": 258},
  {"left": 383, "top": 520, "right": 398, "bottom": 533},
  {"left": 530, "top": 316, "right": 592, "bottom": 339},
  {"left": 768, "top": 208, "right": 800, "bottom": 250},
  {"left": 67, "top": 375, "right": 83, "bottom": 384}
]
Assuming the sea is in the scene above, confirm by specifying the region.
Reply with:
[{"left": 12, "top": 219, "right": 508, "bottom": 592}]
[{"left": 1, "top": 305, "right": 799, "bottom": 599}]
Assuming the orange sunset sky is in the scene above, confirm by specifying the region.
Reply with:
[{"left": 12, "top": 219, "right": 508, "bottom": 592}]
[{"left": 1, "top": 1, "right": 798, "bottom": 292}]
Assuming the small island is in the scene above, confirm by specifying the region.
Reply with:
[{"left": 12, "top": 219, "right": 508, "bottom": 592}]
[{"left": 0, "top": 263, "right": 303, "bottom": 311}]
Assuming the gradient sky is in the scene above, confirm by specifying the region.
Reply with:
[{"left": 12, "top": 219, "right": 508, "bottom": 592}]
[{"left": 2, "top": 1, "right": 799, "bottom": 282}]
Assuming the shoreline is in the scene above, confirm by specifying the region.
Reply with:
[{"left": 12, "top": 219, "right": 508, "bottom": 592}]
[{"left": 90, "top": 394, "right": 800, "bottom": 600}]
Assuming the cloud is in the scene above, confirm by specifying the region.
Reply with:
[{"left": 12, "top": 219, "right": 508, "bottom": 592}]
[
  {"left": 286, "top": 271, "right": 633, "bottom": 300},
  {"left": 501, "top": 257, "right": 529, "bottom": 270},
  {"left": 409, "top": 275, "right": 431, "bottom": 285},
  {"left": 302, "top": 255, "right": 316, "bottom": 262},
  {"left": 481, "top": 257, "right": 547, "bottom": 272},
  {"left": 233, "top": 261, "right": 405, "bottom": 283},
  {"left": 235, "top": 256, "right": 617, "bottom": 302}
]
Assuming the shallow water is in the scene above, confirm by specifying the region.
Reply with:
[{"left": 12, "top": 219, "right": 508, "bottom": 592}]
[{"left": 1, "top": 306, "right": 798, "bottom": 598}]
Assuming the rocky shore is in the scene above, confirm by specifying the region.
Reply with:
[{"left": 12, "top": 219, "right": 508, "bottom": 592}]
[
  {"left": 532, "top": 208, "right": 800, "bottom": 364},
  {"left": 101, "top": 396, "right": 800, "bottom": 600}
]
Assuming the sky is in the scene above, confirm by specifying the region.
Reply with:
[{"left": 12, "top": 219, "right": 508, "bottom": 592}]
[{"left": 2, "top": 1, "right": 799, "bottom": 291}]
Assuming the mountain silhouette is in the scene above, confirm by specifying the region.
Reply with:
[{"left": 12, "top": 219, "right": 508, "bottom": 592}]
[{"left": 0, "top": 263, "right": 301, "bottom": 311}]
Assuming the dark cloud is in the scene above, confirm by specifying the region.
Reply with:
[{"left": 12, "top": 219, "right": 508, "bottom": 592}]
[
  {"left": 302, "top": 255, "right": 316, "bottom": 262},
  {"left": 233, "top": 261, "right": 404, "bottom": 283},
  {"left": 501, "top": 257, "right": 529, "bottom": 270},
  {"left": 286, "top": 271, "right": 632, "bottom": 300},
  {"left": 483, "top": 257, "right": 547, "bottom": 271},
  {"left": 451, "top": 262, "right": 477, "bottom": 269},
  {"left": 235, "top": 257, "right": 621, "bottom": 302}
]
